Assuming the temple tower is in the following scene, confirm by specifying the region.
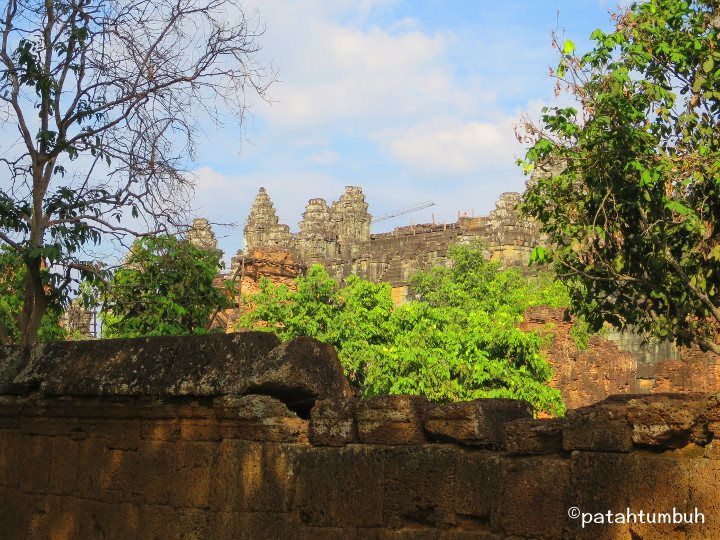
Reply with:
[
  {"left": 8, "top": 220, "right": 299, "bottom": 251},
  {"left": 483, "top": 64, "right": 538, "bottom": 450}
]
[
  {"left": 482, "top": 192, "right": 540, "bottom": 266},
  {"left": 297, "top": 198, "right": 339, "bottom": 263},
  {"left": 330, "top": 186, "right": 371, "bottom": 258},
  {"left": 243, "top": 187, "right": 292, "bottom": 251},
  {"left": 186, "top": 218, "right": 219, "bottom": 252}
]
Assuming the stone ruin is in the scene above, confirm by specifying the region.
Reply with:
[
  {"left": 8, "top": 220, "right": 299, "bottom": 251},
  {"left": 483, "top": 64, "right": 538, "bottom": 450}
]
[
  {"left": 232, "top": 185, "right": 540, "bottom": 290},
  {"left": 59, "top": 300, "right": 95, "bottom": 339},
  {"left": 185, "top": 217, "right": 219, "bottom": 253},
  {"left": 1, "top": 335, "right": 719, "bottom": 538}
]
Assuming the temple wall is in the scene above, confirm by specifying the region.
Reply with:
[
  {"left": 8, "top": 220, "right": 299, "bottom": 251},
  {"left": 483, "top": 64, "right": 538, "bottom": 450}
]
[
  {"left": 1, "top": 336, "right": 720, "bottom": 539},
  {"left": 237, "top": 188, "right": 538, "bottom": 287},
  {"left": 521, "top": 306, "right": 720, "bottom": 410}
]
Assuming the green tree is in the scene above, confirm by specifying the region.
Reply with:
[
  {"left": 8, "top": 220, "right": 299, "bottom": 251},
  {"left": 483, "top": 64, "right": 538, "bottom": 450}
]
[
  {"left": 0, "top": 247, "right": 65, "bottom": 344},
  {"left": 520, "top": 0, "right": 720, "bottom": 354},
  {"left": 238, "top": 245, "right": 566, "bottom": 416},
  {"left": 238, "top": 265, "right": 394, "bottom": 388},
  {"left": 0, "top": 0, "right": 267, "bottom": 345},
  {"left": 100, "top": 236, "right": 230, "bottom": 338}
]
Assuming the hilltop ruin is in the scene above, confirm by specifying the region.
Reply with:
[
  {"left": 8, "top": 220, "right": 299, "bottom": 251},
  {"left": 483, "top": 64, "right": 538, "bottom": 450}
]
[{"left": 186, "top": 186, "right": 720, "bottom": 411}]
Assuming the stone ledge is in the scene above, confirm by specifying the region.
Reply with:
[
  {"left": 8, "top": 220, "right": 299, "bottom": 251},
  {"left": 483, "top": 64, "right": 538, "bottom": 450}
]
[
  {"left": 424, "top": 399, "right": 532, "bottom": 447},
  {"left": 0, "top": 334, "right": 353, "bottom": 412}
]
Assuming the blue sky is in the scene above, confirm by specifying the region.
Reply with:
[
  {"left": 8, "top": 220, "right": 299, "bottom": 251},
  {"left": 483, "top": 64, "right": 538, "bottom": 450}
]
[{"left": 186, "top": 0, "right": 628, "bottom": 258}]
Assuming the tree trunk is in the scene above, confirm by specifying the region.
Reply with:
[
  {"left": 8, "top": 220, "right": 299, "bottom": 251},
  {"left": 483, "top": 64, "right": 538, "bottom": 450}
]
[
  {"left": 18, "top": 256, "right": 49, "bottom": 346},
  {"left": 0, "top": 320, "right": 12, "bottom": 346}
]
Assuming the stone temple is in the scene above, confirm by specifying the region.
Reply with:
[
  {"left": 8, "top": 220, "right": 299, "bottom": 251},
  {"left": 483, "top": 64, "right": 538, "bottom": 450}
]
[{"left": 212, "top": 185, "right": 541, "bottom": 303}]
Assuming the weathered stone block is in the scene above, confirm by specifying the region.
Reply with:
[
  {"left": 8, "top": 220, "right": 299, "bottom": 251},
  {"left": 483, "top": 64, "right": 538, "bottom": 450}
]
[
  {"left": 424, "top": 399, "right": 531, "bottom": 446},
  {"left": 375, "top": 529, "right": 439, "bottom": 539},
  {"left": 454, "top": 452, "right": 500, "bottom": 520},
  {"left": 357, "top": 395, "right": 427, "bottom": 445},
  {"left": 501, "top": 417, "right": 565, "bottom": 455},
  {"left": 210, "top": 440, "right": 300, "bottom": 514},
  {"left": 140, "top": 505, "right": 213, "bottom": 539},
  {"left": 295, "top": 445, "right": 384, "bottom": 528},
  {"left": 215, "top": 394, "right": 308, "bottom": 443},
  {"left": 686, "top": 458, "right": 720, "bottom": 540},
  {"left": 134, "top": 440, "right": 179, "bottom": 505},
  {"left": 440, "top": 531, "right": 502, "bottom": 539},
  {"left": 8, "top": 333, "right": 354, "bottom": 412},
  {"left": 46, "top": 438, "right": 80, "bottom": 496},
  {"left": 382, "top": 445, "right": 458, "bottom": 529},
  {"left": 563, "top": 400, "right": 632, "bottom": 452},
  {"left": 139, "top": 418, "right": 181, "bottom": 441},
  {"left": 309, "top": 398, "right": 357, "bottom": 446},
  {"left": 179, "top": 418, "right": 222, "bottom": 441},
  {"left": 0, "top": 346, "right": 27, "bottom": 394},
  {"left": 626, "top": 394, "right": 711, "bottom": 448},
  {"left": 244, "top": 337, "right": 355, "bottom": 410},
  {"left": 18, "top": 436, "right": 52, "bottom": 494},
  {"left": 213, "top": 511, "right": 298, "bottom": 540},
  {"left": 0, "top": 432, "right": 19, "bottom": 489},
  {"left": 492, "top": 456, "right": 570, "bottom": 539},
  {"left": 569, "top": 451, "right": 700, "bottom": 540},
  {"left": 11, "top": 332, "right": 279, "bottom": 396}
]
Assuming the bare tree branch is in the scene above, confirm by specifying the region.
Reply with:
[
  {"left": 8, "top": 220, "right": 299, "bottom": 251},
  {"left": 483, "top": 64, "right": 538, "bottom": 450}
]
[{"left": 0, "top": 0, "right": 270, "bottom": 344}]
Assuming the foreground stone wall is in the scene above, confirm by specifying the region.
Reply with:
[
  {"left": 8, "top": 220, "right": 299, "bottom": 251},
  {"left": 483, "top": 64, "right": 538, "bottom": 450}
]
[{"left": 2, "top": 335, "right": 720, "bottom": 539}]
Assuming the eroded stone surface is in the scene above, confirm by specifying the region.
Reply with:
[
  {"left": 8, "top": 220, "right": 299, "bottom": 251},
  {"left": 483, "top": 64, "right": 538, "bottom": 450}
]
[
  {"left": 563, "top": 398, "right": 633, "bottom": 453},
  {"left": 502, "top": 418, "right": 565, "bottom": 455},
  {"left": 1, "top": 392, "right": 720, "bottom": 538},
  {"left": 5, "top": 334, "right": 352, "bottom": 412},
  {"left": 214, "top": 394, "right": 308, "bottom": 443},
  {"left": 626, "top": 394, "right": 712, "bottom": 448},
  {"left": 357, "top": 395, "right": 427, "bottom": 445},
  {"left": 309, "top": 398, "right": 357, "bottom": 447},
  {"left": 0, "top": 346, "right": 26, "bottom": 394},
  {"left": 423, "top": 399, "right": 531, "bottom": 446},
  {"left": 245, "top": 336, "right": 355, "bottom": 411}
]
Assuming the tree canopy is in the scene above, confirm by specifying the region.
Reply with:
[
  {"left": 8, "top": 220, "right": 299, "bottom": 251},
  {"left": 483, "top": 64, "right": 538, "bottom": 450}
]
[
  {"left": 0, "top": 0, "right": 268, "bottom": 344},
  {"left": 520, "top": 0, "right": 720, "bottom": 354},
  {"left": 237, "top": 244, "right": 566, "bottom": 416},
  {"left": 99, "top": 235, "right": 230, "bottom": 338}
]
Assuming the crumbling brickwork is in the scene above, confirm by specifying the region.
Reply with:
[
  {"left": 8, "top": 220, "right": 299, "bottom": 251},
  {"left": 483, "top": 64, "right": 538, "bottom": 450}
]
[
  {"left": 521, "top": 306, "right": 720, "bottom": 410},
  {"left": 1, "top": 337, "right": 720, "bottom": 539}
]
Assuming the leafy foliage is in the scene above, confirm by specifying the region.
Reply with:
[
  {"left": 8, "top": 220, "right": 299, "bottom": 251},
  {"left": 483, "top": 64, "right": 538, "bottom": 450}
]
[
  {"left": 100, "top": 236, "right": 230, "bottom": 338},
  {"left": 520, "top": 0, "right": 720, "bottom": 354},
  {"left": 237, "top": 244, "right": 566, "bottom": 415},
  {"left": 0, "top": 247, "right": 65, "bottom": 344}
]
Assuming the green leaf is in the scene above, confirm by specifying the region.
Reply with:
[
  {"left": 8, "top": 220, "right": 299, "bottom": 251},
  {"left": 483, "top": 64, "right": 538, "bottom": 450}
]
[
  {"left": 562, "top": 40, "right": 576, "bottom": 54},
  {"left": 703, "top": 57, "right": 714, "bottom": 74}
]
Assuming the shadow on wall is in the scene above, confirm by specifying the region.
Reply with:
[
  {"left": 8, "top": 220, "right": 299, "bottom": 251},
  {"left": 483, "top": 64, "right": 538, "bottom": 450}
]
[
  {"left": 1, "top": 333, "right": 720, "bottom": 538},
  {"left": 1, "top": 393, "right": 720, "bottom": 538}
]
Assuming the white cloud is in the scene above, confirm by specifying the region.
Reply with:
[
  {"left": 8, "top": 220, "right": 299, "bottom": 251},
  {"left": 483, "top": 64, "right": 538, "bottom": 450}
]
[
  {"left": 308, "top": 150, "right": 340, "bottom": 165},
  {"left": 375, "top": 117, "right": 520, "bottom": 175},
  {"left": 247, "top": 1, "right": 488, "bottom": 132},
  {"left": 183, "top": 2, "right": 582, "bottom": 238}
]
